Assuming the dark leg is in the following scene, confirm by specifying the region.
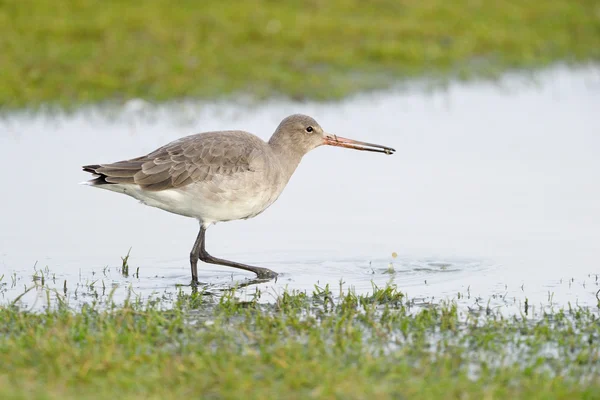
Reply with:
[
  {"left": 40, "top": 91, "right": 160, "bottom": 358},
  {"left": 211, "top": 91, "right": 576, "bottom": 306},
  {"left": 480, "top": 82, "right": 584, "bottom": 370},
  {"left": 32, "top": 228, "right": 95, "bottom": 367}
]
[
  {"left": 196, "top": 224, "right": 277, "bottom": 280},
  {"left": 189, "top": 228, "right": 203, "bottom": 284}
]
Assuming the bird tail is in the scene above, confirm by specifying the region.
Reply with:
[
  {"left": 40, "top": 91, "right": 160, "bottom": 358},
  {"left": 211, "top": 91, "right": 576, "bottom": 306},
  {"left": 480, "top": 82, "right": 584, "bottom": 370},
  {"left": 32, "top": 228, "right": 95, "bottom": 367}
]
[
  {"left": 81, "top": 164, "right": 109, "bottom": 186},
  {"left": 81, "top": 162, "right": 143, "bottom": 186}
]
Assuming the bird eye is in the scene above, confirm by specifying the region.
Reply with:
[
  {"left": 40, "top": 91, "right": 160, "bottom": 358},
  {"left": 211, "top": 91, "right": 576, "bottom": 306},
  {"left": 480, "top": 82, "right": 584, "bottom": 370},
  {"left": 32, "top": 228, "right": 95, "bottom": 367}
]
[{"left": 306, "top": 126, "right": 313, "bottom": 133}]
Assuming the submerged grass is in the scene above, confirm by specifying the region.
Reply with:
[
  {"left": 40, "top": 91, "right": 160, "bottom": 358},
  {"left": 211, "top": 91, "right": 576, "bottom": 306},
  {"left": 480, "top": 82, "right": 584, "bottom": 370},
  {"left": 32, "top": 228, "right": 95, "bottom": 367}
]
[
  {"left": 1, "top": 0, "right": 600, "bottom": 109},
  {"left": 1, "top": 283, "right": 599, "bottom": 399}
]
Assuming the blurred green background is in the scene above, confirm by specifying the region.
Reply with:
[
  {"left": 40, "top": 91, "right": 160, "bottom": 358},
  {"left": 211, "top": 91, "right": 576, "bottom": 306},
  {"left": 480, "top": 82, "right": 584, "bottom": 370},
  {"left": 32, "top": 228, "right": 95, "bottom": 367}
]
[{"left": 1, "top": 0, "right": 599, "bottom": 109}]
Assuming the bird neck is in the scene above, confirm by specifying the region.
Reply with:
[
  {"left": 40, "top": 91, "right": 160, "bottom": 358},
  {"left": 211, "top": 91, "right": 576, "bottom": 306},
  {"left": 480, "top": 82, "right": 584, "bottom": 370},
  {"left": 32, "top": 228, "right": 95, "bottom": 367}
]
[{"left": 268, "top": 134, "right": 306, "bottom": 183}]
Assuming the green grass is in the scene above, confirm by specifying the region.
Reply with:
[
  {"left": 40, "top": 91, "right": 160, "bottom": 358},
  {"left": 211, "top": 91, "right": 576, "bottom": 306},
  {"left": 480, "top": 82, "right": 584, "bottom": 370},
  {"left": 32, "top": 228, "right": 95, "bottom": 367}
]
[
  {"left": 1, "top": 283, "right": 599, "bottom": 399},
  {"left": 1, "top": 0, "right": 599, "bottom": 109}
]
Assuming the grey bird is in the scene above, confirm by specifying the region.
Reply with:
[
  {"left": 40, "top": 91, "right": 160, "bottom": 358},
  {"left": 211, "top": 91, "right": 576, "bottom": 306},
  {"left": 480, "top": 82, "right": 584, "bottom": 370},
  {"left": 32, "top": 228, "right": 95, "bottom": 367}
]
[{"left": 83, "top": 114, "right": 395, "bottom": 283}]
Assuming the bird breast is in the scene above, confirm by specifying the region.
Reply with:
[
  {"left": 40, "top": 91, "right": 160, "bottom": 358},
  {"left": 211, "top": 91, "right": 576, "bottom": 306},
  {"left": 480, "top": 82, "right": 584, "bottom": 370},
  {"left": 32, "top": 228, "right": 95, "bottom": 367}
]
[{"left": 180, "top": 166, "right": 285, "bottom": 223}]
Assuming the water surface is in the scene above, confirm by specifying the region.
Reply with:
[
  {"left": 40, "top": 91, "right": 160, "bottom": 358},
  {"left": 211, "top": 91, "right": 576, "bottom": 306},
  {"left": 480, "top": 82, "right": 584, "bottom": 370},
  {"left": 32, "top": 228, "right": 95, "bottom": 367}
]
[{"left": 1, "top": 65, "right": 599, "bottom": 312}]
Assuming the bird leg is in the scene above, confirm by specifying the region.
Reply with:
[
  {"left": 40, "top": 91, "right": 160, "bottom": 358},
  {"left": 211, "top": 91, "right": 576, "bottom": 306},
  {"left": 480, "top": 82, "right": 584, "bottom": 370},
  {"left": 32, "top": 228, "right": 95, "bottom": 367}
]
[
  {"left": 192, "top": 224, "right": 278, "bottom": 280},
  {"left": 189, "top": 228, "right": 204, "bottom": 284}
]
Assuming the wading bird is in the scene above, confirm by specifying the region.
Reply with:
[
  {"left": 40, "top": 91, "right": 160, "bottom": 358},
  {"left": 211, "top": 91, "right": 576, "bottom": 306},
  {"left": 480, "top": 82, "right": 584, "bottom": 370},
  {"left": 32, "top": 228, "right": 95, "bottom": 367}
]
[{"left": 83, "top": 114, "right": 395, "bottom": 283}]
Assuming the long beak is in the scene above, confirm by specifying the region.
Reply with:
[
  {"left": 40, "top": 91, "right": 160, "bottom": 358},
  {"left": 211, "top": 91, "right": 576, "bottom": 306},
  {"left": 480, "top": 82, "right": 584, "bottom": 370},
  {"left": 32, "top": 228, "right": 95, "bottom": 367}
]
[{"left": 323, "top": 134, "right": 395, "bottom": 155}]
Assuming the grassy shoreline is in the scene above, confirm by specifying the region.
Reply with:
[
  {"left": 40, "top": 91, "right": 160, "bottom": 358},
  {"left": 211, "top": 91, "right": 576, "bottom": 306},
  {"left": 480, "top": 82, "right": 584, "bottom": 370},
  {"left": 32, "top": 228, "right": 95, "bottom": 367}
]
[
  {"left": 1, "top": 284, "right": 599, "bottom": 399},
  {"left": 2, "top": 0, "right": 600, "bottom": 109}
]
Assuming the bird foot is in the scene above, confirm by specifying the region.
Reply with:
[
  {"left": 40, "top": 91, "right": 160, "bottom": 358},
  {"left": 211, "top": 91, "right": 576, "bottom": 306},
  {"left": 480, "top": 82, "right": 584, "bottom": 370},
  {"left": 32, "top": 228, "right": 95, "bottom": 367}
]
[{"left": 254, "top": 267, "right": 278, "bottom": 280}]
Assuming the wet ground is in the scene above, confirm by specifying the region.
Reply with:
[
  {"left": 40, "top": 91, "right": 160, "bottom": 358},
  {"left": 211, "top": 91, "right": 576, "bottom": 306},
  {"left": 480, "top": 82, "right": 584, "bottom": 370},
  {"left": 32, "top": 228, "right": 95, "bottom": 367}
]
[{"left": 1, "top": 65, "right": 599, "bottom": 312}]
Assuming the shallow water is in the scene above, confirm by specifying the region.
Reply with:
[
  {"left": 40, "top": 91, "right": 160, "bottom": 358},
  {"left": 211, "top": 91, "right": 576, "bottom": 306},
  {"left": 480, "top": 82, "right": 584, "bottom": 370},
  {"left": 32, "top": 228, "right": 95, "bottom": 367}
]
[{"left": 1, "top": 65, "right": 599, "bottom": 312}]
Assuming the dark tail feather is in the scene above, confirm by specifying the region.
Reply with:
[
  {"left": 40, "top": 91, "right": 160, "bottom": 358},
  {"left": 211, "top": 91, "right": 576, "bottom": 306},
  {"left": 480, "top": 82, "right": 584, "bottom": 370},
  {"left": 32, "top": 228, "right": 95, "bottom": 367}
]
[
  {"left": 82, "top": 164, "right": 110, "bottom": 185},
  {"left": 83, "top": 163, "right": 141, "bottom": 185},
  {"left": 83, "top": 164, "right": 101, "bottom": 173}
]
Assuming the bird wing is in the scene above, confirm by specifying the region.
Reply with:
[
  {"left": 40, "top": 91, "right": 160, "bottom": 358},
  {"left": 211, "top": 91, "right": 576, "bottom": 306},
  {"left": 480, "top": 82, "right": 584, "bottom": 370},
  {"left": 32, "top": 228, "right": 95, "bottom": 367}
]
[{"left": 84, "top": 131, "right": 267, "bottom": 191}]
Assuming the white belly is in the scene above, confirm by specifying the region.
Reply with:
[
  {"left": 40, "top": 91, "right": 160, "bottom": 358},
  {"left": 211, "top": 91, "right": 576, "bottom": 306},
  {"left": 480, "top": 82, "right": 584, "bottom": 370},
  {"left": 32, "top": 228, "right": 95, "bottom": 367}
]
[{"left": 91, "top": 180, "right": 282, "bottom": 224}]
